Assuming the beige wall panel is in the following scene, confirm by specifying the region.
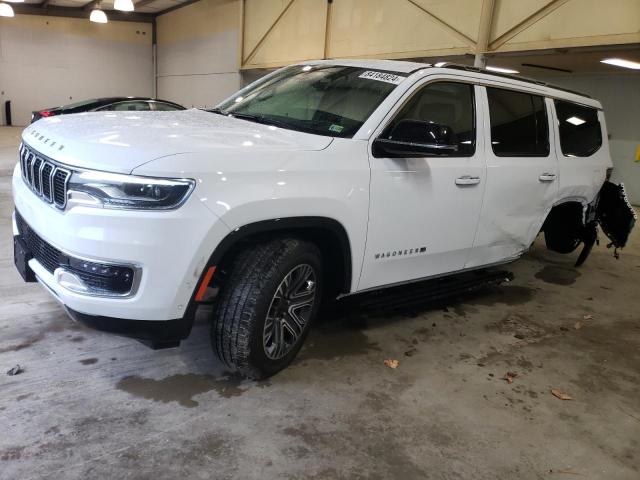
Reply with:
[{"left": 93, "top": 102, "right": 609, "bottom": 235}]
[
  {"left": 244, "top": 0, "right": 327, "bottom": 68},
  {"left": 156, "top": 0, "right": 242, "bottom": 106},
  {"left": 157, "top": 73, "right": 242, "bottom": 109},
  {"left": 0, "top": 15, "right": 152, "bottom": 126},
  {"left": 412, "top": 0, "right": 483, "bottom": 41},
  {"left": 157, "top": 0, "right": 238, "bottom": 43},
  {"left": 329, "top": 0, "right": 472, "bottom": 59},
  {"left": 491, "top": 0, "right": 552, "bottom": 40},
  {"left": 495, "top": 0, "right": 640, "bottom": 51},
  {"left": 157, "top": 0, "right": 239, "bottom": 75},
  {"left": 243, "top": 0, "right": 293, "bottom": 60}
]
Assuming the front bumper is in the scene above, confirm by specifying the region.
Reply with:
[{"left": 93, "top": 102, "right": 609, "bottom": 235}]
[{"left": 12, "top": 164, "right": 230, "bottom": 326}]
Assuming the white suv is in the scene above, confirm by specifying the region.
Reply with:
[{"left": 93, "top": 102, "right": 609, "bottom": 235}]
[{"left": 12, "top": 60, "right": 635, "bottom": 378}]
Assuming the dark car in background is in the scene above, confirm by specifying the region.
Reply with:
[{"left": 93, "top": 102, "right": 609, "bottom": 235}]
[{"left": 31, "top": 97, "right": 185, "bottom": 123}]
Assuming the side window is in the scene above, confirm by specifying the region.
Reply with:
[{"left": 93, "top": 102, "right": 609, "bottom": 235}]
[
  {"left": 105, "top": 101, "right": 151, "bottom": 112},
  {"left": 554, "top": 100, "right": 602, "bottom": 157},
  {"left": 153, "top": 102, "right": 183, "bottom": 111},
  {"left": 382, "top": 82, "right": 476, "bottom": 156},
  {"left": 487, "top": 88, "right": 549, "bottom": 157}
]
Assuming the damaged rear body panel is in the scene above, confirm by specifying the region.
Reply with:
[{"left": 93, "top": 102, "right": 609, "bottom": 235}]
[
  {"left": 544, "top": 181, "right": 636, "bottom": 266},
  {"left": 541, "top": 98, "right": 635, "bottom": 266},
  {"left": 597, "top": 181, "right": 637, "bottom": 254}
]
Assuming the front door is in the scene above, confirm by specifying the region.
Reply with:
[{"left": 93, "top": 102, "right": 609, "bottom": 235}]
[
  {"left": 358, "top": 81, "right": 486, "bottom": 291},
  {"left": 465, "top": 88, "right": 558, "bottom": 268}
]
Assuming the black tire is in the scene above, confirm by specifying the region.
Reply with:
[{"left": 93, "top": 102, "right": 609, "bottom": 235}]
[
  {"left": 211, "top": 237, "right": 323, "bottom": 379},
  {"left": 543, "top": 203, "right": 583, "bottom": 254}
]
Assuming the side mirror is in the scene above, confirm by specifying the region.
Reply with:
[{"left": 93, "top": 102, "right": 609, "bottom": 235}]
[{"left": 372, "top": 119, "right": 458, "bottom": 158}]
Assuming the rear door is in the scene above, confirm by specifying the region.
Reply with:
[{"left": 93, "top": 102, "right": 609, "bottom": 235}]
[
  {"left": 358, "top": 79, "right": 486, "bottom": 291},
  {"left": 465, "top": 87, "right": 558, "bottom": 268}
]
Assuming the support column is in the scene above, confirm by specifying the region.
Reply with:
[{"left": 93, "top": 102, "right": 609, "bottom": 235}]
[{"left": 474, "top": 0, "right": 494, "bottom": 69}]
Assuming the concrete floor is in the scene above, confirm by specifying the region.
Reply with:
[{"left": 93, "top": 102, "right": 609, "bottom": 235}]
[{"left": 1, "top": 126, "right": 639, "bottom": 479}]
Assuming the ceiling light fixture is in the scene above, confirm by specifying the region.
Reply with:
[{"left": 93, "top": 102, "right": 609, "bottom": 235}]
[
  {"left": 90, "top": 8, "right": 108, "bottom": 23},
  {"left": 566, "top": 116, "right": 586, "bottom": 126},
  {"left": 114, "top": 0, "right": 134, "bottom": 12},
  {"left": 486, "top": 66, "right": 520, "bottom": 74},
  {"left": 600, "top": 58, "right": 640, "bottom": 70},
  {"left": 0, "top": 2, "right": 14, "bottom": 16},
  {"left": 4, "top": 0, "right": 24, "bottom": 3}
]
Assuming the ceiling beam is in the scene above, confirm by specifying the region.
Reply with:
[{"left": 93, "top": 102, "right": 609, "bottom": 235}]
[
  {"left": 83, "top": 0, "right": 102, "bottom": 12},
  {"left": 134, "top": 0, "right": 159, "bottom": 8},
  {"left": 243, "top": 0, "right": 296, "bottom": 65},
  {"left": 405, "top": 0, "right": 476, "bottom": 48},
  {"left": 12, "top": 4, "right": 155, "bottom": 23},
  {"left": 489, "top": 0, "right": 572, "bottom": 51},
  {"left": 155, "top": 0, "right": 202, "bottom": 17}
]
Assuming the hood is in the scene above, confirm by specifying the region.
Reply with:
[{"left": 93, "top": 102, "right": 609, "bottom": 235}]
[{"left": 22, "top": 109, "right": 333, "bottom": 174}]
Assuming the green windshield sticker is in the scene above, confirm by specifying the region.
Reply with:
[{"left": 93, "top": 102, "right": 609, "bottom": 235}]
[{"left": 329, "top": 124, "right": 344, "bottom": 133}]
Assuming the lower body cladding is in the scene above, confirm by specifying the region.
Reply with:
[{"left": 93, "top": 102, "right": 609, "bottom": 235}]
[{"left": 11, "top": 171, "right": 230, "bottom": 348}]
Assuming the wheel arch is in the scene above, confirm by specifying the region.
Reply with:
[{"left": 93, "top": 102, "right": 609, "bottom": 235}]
[
  {"left": 542, "top": 198, "right": 590, "bottom": 254},
  {"left": 204, "top": 216, "right": 352, "bottom": 296}
]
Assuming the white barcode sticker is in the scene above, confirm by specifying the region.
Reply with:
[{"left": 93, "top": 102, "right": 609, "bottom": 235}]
[{"left": 359, "top": 71, "right": 405, "bottom": 85}]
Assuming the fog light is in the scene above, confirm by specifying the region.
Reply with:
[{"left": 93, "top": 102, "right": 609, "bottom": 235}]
[{"left": 54, "top": 269, "right": 89, "bottom": 294}]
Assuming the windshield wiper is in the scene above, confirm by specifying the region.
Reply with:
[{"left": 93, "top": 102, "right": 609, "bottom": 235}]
[
  {"left": 227, "top": 112, "right": 294, "bottom": 130},
  {"left": 207, "top": 107, "right": 226, "bottom": 115}
]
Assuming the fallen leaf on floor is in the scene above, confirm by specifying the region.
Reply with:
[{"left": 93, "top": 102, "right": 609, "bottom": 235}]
[
  {"left": 384, "top": 359, "right": 399, "bottom": 369},
  {"left": 404, "top": 348, "right": 417, "bottom": 357},
  {"left": 574, "top": 321, "right": 583, "bottom": 330},
  {"left": 6, "top": 365, "right": 24, "bottom": 376},
  {"left": 502, "top": 371, "right": 517, "bottom": 384},
  {"left": 549, "top": 468, "right": 586, "bottom": 476},
  {"left": 583, "top": 314, "right": 593, "bottom": 321},
  {"left": 551, "top": 389, "right": 572, "bottom": 400}
]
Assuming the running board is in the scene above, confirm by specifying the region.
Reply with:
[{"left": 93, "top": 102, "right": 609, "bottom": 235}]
[{"left": 341, "top": 269, "right": 514, "bottom": 312}]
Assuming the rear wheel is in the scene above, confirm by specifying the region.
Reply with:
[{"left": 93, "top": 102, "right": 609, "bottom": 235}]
[{"left": 211, "top": 237, "right": 323, "bottom": 379}]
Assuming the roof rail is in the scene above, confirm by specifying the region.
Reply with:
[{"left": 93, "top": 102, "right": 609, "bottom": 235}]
[{"left": 432, "top": 62, "right": 590, "bottom": 98}]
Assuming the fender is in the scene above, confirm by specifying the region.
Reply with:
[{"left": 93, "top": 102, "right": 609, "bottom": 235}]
[{"left": 180, "top": 216, "right": 353, "bottom": 328}]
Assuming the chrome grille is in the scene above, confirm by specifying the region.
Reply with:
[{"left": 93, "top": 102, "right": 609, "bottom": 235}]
[{"left": 20, "top": 143, "right": 71, "bottom": 209}]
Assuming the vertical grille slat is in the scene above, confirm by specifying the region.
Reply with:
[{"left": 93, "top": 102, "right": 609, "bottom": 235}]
[
  {"left": 53, "top": 169, "right": 69, "bottom": 207},
  {"left": 26, "top": 154, "right": 35, "bottom": 185},
  {"left": 32, "top": 158, "right": 43, "bottom": 193},
  {"left": 41, "top": 163, "right": 54, "bottom": 202},
  {"left": 19, "top": 144, "right": 70, "bottom": 209}
]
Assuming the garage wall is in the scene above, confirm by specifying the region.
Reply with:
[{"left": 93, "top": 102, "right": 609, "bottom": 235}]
[
  {"left": 240, "top": 0, "right": 640, "bottom": 69},
  {"left": 156, "top": 0, "right": 242, "bottom": 109},
  {"left": 539, "top": 74, "right": 640, "bottom": 205},
  {"left": 0, "top": 15, "right": 153, "bottom": 127}
]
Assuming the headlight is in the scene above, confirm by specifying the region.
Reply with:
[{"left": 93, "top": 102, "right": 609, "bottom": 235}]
[{"left": 67, "top": 171, "right": 195, "bottom": 210}]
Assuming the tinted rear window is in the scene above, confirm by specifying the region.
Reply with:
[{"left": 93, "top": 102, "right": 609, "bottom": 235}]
[
  {"left": 554, "top": 100, "right": 602, "bottom": 157},
  {"left": 487, "top": 88, "right": 549, "bottom": 157}
]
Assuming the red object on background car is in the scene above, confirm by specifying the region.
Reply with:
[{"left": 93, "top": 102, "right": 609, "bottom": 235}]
[{"left": 39, "top": 110, "right": 54, "bottom": 117}]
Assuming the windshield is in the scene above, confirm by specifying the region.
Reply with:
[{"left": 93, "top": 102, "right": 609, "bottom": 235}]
[{"left": 216, "top": 65, "right": 406, "bottom": 138}]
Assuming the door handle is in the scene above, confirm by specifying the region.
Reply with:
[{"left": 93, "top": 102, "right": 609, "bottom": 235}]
[
  {"left": 538, "top": 173, "right": 557, "bottom": 182},
  {"left": 455, "top": 175, "right": 481, "bottom": 186}
]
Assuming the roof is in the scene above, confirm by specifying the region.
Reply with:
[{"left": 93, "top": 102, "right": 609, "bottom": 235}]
[
  {"left": 307, "top": 58, "right": 429, "bottom": 74},
  {"left": 306, "top": 59, "right": 596, "bottom": 105}
]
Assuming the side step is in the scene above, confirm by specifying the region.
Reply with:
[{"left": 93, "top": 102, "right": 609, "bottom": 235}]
[{"left": 344, "top": 269, "right": 514, "bottom": 312}]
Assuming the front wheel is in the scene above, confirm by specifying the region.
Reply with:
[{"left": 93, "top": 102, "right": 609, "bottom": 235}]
[{"left": 211, "top": 238, "right": 323, "bottom": 379}]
